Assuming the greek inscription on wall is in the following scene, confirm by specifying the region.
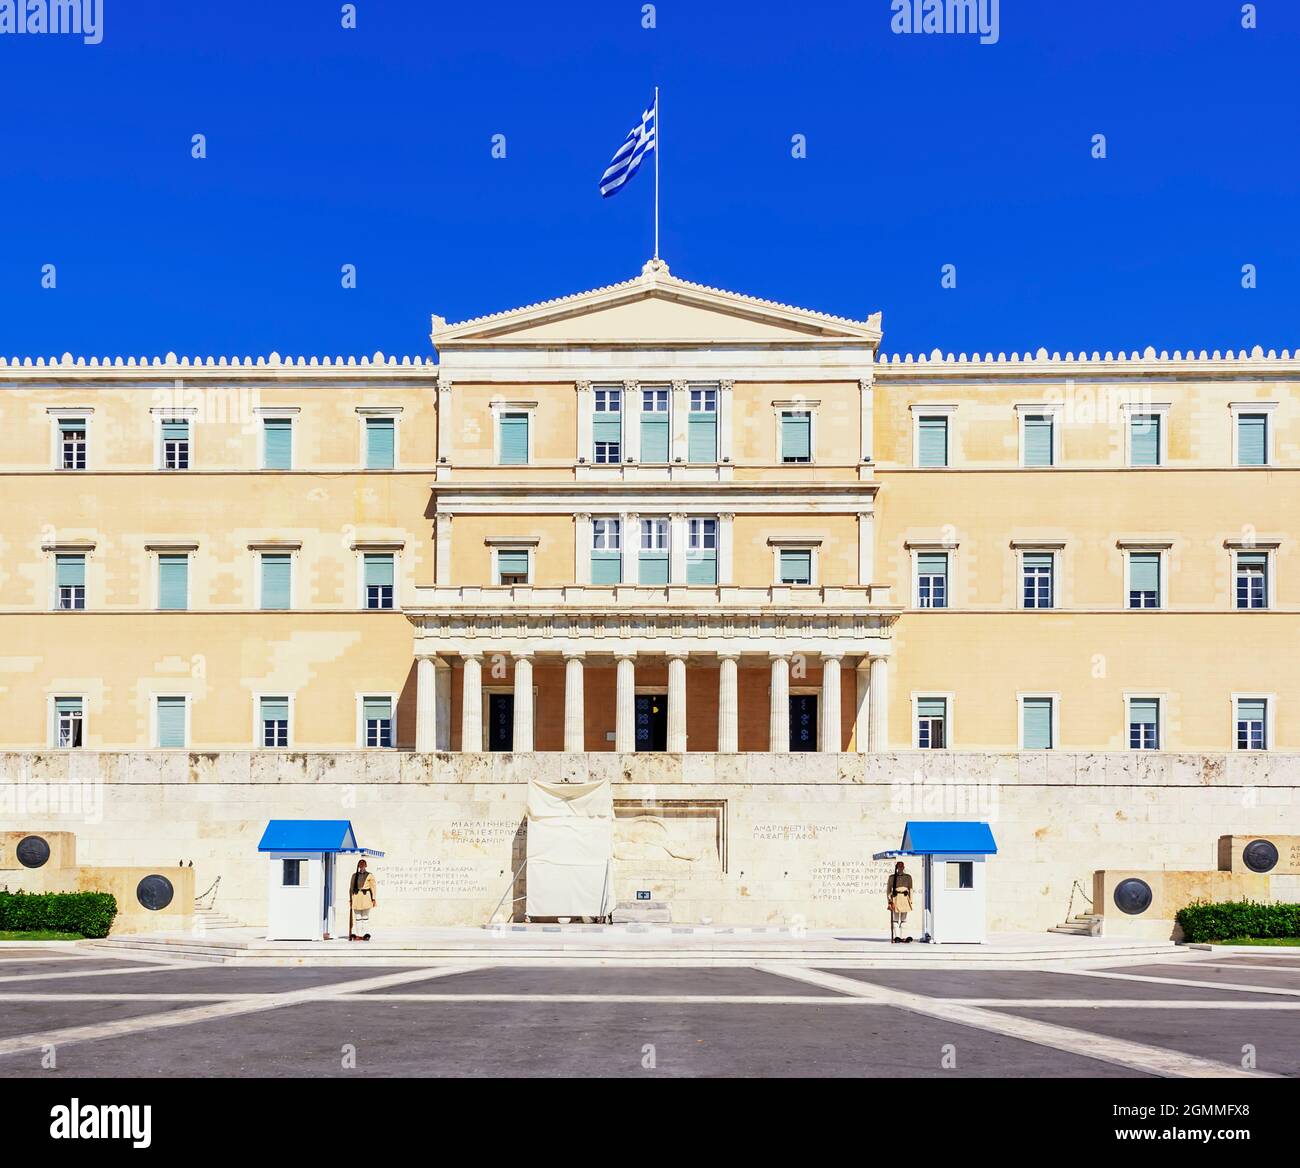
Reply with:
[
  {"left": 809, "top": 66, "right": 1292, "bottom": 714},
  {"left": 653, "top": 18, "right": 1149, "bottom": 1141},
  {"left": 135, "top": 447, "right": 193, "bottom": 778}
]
[
  {"left": 442, "top": 819, "right": 521, "bottom": 848},
  {"left": 752, "top": 823, "right": 840, "bottom": 842},
  {"left": 811, "top": 859, "right": 895, "bottom": 901},
  {"left": 379, "top": 858, "right": 490, "bottom": 897}
]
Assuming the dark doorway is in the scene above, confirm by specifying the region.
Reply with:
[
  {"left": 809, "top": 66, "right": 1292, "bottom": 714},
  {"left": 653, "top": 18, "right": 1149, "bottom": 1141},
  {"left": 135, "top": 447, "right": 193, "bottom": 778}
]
[
  {"left": 790, "top": 694, "right": 818, "bottom": 751},
  {"left": 487, "top": 693, "right": 514, "bottom": 751},
  {"left": 634, "top": 693, "right": 668, "bottom": 751}
]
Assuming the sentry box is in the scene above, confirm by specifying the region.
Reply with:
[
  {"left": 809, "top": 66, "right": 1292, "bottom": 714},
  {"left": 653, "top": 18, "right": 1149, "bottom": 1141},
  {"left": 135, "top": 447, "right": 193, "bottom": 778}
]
[
  {"left": 874, "top": 821, "right": 998, "bottom": 944},
  {"left": 257, "top": 820, "right": 384, "bottom": 941}
]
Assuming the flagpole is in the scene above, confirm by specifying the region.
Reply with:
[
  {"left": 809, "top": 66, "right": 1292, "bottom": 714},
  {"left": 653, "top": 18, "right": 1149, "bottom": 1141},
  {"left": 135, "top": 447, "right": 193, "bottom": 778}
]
[{"left": 653, "top": 85, "right": 660, "bottom": 261}]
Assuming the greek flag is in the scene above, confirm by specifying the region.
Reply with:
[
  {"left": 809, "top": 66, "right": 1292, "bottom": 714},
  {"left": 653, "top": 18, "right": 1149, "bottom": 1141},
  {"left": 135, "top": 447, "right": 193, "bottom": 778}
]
[{"left": 598, "top": 99, "right": 656, "bottom": 198}]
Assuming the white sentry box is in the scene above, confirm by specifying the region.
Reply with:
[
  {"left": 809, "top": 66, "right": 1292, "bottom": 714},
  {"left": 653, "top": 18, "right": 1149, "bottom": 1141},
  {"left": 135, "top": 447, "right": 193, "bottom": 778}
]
[
  {"left": 257, "top": 820, "right": 384, "bottom": 942},
  {"left": 875, "top": 822, "right": 997, "bottom": 945}
]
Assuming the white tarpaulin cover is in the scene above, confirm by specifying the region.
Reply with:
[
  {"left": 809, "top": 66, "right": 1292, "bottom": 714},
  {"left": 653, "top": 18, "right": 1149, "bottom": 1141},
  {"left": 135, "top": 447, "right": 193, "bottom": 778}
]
[{"left": 525, "top": 779, "right": 615, "bottom": 918}]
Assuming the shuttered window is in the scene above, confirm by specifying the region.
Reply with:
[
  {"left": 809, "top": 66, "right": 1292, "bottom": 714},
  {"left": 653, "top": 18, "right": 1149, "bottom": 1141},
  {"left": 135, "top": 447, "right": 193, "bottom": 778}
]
[
  {"left": 917, "top": 552, "right": 948, "bottom": 608},
  {"left": 686, "top": 518, "right": 718, "bottom": 585},
  {"left": 917, "top": 416, "right": 948, "bottom": 467},
  {"left": 687, "top": 388, "right": 717, "bottom": 463},
  {"left": 917, "top": 697, "right": 946, "bottom": 749},
  {"left": 365, "top": 418, "right": 395, "bottom": 469},
  {"left": 364, "top": 554, "right": 394, "bottom": 609},
  {"left": 638, "top": 518, "right": 669, "bottom": 585},
  {"left": 363, "top": 696, "right": 394, "bottom": 748},
  {"left": 640, "top": 388, "right": 670, "bottom": 462},
  {"left": 590, "top": 519, "right": 622, "bottom": 585},
  {"left": 1022, "top": 697, "right": 1054, "bottom": 749},
  {"left": 1130, "top": 413, "right": 1161, "bottom": 466},
  {"left": 1237, "top": 413, "right": 1267, "bottom": 466},
  {"left": 496, "top": 549, "right": 530, "bottom": 584},
  {"left": 259, "top": 696, "right": 289, "bottom": 747},
  {"left": 779, "top": 549, "right": 812, "bottom": 585},
  {"left": 1127, "top": 553, "right": 1160, "bottom": 608},
  {"left": 55, "top": 696, "right": 84, "bottom": 748},
  {"left": 780, "top": 412, "right": 811, "bottom": 463},
  {"left": 56, "top": 553, "right": 86, "bottom": 610},
  {"left": 498, "top": 412, "right": 529, "bottom": 465},
  {"left": 1128, "top": 698, "right": 1159, "bottom": 750},
  {"left": 156, "top": 696, "right": 187, "bottom": 748},
  {"left": 593, "top": 389, "right": 622, "bottom": 463},
  {"left": 158, "top": 555, "right": 189, "bottom": 610},
  {"left": 1235, "top": 552, "right": 1268, "bottom": 609},
  {"left": 1236, "top": 698, "right": 1267, "bottom": 751},
  {"left": 59, "top": 419, "right": 86, "bottom": 470},
  {"left": 263, "top": 418, "right": 292, "bottom": 469},
  {"left": 1022, "top": 414, "right": 1054, "bottom": 467},
  {"left": 1022, "top": 552, "right": 1053, "bottom": 608},
  {"left": 260, "top": 554, "right": 292, "bottom": 610},
  {"left": 161, "top": 419, "right": 190, "bottom": 470}
]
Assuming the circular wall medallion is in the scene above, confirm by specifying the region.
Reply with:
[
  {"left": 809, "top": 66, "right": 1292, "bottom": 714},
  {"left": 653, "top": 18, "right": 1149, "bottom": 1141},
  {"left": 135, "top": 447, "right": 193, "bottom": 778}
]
[
  {"left": 1113, "top": 877, "right": 1153, "bottom": 916},
  {"left": 15, "top": 835, "right": 51, "bottom": 869},
  {"left": 1242, "top": 839, "right": 1279, "bottom": 874},
  {"left": 136, "top": 875, "right": 174, "bottom": 912}
]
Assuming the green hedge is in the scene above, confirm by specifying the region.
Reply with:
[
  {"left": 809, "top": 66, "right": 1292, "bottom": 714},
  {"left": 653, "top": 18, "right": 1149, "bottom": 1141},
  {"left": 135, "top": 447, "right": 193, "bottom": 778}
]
[
  {"left": 0, "top": 891, "right": 117, "bottom": 939},
  {"left": 1175, "top": 900, "right": 1300, "bottom": 943}
]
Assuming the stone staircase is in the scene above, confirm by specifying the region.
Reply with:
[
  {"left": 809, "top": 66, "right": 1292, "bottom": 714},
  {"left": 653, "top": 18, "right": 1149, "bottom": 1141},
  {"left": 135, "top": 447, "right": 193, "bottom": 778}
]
[
  {"left": 191, "top": 906, "right": 246, "bottom": 932},
  {"left": 1049, "top": 913, "right": 1103, "bottom": 937}
]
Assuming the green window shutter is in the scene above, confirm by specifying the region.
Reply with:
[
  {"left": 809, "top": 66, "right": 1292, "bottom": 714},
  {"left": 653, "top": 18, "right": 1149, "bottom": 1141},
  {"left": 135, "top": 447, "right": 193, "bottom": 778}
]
[
  {"left": 640, "top": 414, "right": 669, "bottom": 462},
  {"left": 364, "top": 554, "right": 394, "bottom": 587},
  {"left": 917, "top": 552, "right": 948, "bottom": 581},
  {"left": 1237, "top": 552, "right": 1267, "bottom": 569},
  {"left": 917, "top": 697, "right": 946, "bottom": 719},
  {"left": 1130, "top": 414, "right": 1160, "bottom": 465},
  {"left": 1129, "top": 698, "right": 1158, "bottom": 726},
  {"left": 56, "top": 554, "right": 86, "bottom": 587},
  {"left": 1023, "top": 552, "right": 1053, "bottom": 571},
  {"left": 260, "top": 696, "right": 289, "bottom": 724},
  {"left": 687, "top": 413, "right": 716, "bottom": 463},
  {"left": 496, "top": 550, "right": 529, "bottom": 580},
  {"left": 779, "top": 549, "right": 811, "bottom": 584},
  {"left": 156, "top": 697, "right": 187, "bottom": 748},
  {"left": 55, "top": 697, "right": 82, "bottom": 714},
  {"left": 918, "top": 417, "right": 948, "bottom": 467},
  {"left": 1022, "top": 698, "right": 1053, "bottom": 749},
  {"left": 158, "top": 555, "right": 188, "bottom": 610},
  {"left": 499, "top": 413, "right": 529, "bottom": 465},
  {"left": 161, "top": 419, "right": 189, "bottom": 441},
  {"left": 686, "top": 550, "right": 718, "bottom": 585},
  {"left": 1238, "top": 414, "right": 1267, "bottom": 466},
  {"left": 1129, "top": 553, "right": 1159, "bottom": 595},
  {"left": 1237, "top": 698, "right": 1266, "bottom": 723},
  {"left": 264, "top": 419, "right": 292, "bottom": 469},
  {"left": 593, "top": 413, "right": 622, "bottom": 444},
  {"left": 261, "top": 555, "right": 291, "bottom": 610},
  {"left": 780, "top": 413, "right": 811, "bottom": 461},
  {"left": 362, "top": 696, "right": 391, "bottom": 723},
  {"left": 365, "top": 418, "right": 395, "bottom": 469},
  {"left": 638, "top": 553, "right": 669, "bottom": 585},
  {"left": 1023, "top": 415, "right": 1053, "bottom": 466},
  {"left": 590, "top": 551, "right": 622, "bottom": 585}
]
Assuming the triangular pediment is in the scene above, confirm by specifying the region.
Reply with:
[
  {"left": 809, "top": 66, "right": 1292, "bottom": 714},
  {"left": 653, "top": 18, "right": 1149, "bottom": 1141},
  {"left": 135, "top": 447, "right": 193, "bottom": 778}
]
[{"left": 432, "top": 261, "right": 880, "bottom": 349}]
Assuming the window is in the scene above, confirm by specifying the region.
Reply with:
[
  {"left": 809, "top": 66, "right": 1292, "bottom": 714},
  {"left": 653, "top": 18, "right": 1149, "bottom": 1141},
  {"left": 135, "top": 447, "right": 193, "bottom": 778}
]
[
  {"left": 362, "top": 695, "right": 394, "bottom": 748},
  {"left": 156, "top": 696, "right": 188, "bottom": 749},
  {"left": 498, "top": 411, "right": 529, "bottom": 466},
  {"left": 263, "top": 417, "right": 293, "bottom": 470},
  {"left": 56, "top": 553, "right": 86, "bottom": 610},
  {"left": 917, "top": 697, "right": 947, "bottom": 749},
  {"left": 1021, "top": 697, "right": 1054, "bottom": 749},
  {"left": 780, "top": 411, "right": 812, "bottom": 463},
  {"left": 281, "top": 858, "right": 302, "bottom": 887},
  {"left": 365, "top": 417, "right": 395, "bottom": 469},
  {"left": 1127, "top": 552, "right": 1161, "bottom": 609},
  {"left": 1235, "top": 552, "right": 1268, "bottom": 609},
  {"left": 54, "top": 697, "right": 83, "bottom": 748},
  {"left": 260, "top": 554, "right": 292, "bottom": 610},
  {"left": 1128, "top": 698, "right": 1159, "bottom": 750},
  {"left": 593, "top": 388, "right": 622, "bottom": 464},
  {"left": 1129, "top": 412, "right": 1161, "bottom": 466},
  {"left": 496, "top": 549, "right": 530, "bottom": 586},
  {"left": 688, "top": 387, "right": 717, "bottom": 463},
  {"left": 945, "top": 861, "right": 974, "bottom": 890},
  {"left": 1022, "top": 552, "right": 1054, "bottom": 608},
  {"left": 161, "top": 418, "right": 190, "bottom": 470},
  {"left": 158, "top": 555, "right": 189, "bottom": 611},
  {"left": 58, "top": 418, "right": 87, "bottom": 470},
  {"left": 917, "top": 415, "right": 949, "bottom": 467},
  {"left": 640, "top": 388, "right": 670, "bottom": 462},
  {"left": 778, "top": 549, "right": 812, "bottom": 585},
  {"left": 1236, "top": 412, "right": 1268, "bottom": 467},
  {"left": 1236, "top": 698, "right": 1267, "bottom": 751},
  {"left": 916, "top": 552, "right": 948, "bottom": 609},
  {"left": 639, "top": 518, "right": 669, "bottom": 585},
  {"left": 1022, "top": 413, "right": 1054, "bottom": 467},
  {"left": 364, "top": 553, "right": 394, "bottom": 609},
  {"left": 686, "top": 518, "right": 718, "bottom": 585},
  {"left": 591, "top": 518, "right": 622, "bottom": 584},
  {"left": 260, "top": 696, "right": 289, "bottom": 747}
]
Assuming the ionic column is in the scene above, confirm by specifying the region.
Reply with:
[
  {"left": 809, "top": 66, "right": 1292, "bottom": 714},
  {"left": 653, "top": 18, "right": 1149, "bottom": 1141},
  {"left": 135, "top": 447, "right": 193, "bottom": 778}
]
[
  {"left": 415, "top": 654, "right": 437, "bottom": 752},
  {"left": 666, "top": 652, "right": 688, "bottom": 752},
  {"left": 563, "top": 652, "right": 585, "bottom": 752},
  {"left": 460, "top": 653, "right": 483, "bottom": 753},
  {"left": 717, "top": 652, "right": 740, "bottom": 753},
  {"left": 511, "top": 652, "right": 534, "bottom": 751},
  {"left": 434, "top": 657, "right": 452, "bottom": 751},
  {"left": 769, "top": 653, "right": 791, "bottom": 753},
  {"left": 868, "top": 654, "right": 889, "bottom": 752},
  {"left": 614, "top": 652, "right": 636, "bottom": 753},
  {"left": 820, "top": 653, "right": 843, "bottom": 753},
  {"left": 854, "top": 656, "right": 871, "bottom": 753}
]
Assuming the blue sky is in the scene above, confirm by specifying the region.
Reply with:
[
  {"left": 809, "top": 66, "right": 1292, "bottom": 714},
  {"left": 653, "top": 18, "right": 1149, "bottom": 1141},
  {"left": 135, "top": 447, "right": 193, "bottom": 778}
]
[{"left": 0, "top": 0, "right": 1296, "bottom": 358}]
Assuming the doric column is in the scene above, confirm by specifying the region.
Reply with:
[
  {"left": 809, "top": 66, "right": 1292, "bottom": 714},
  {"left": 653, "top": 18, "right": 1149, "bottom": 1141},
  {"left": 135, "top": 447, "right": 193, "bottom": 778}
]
[
  {"left": 820, "top": 653, "right": 843, "bottom": 753},
  {"left": 511, "top": 652, "right": 534, "bottom": 751},
  {"left": 768, "top": 653, "right": 791, "bottom": 752},
  {"left": 563, "top": 652, "right": 585, "bottom": 752},
  {"left": 614, "top": 652, "right": 637, "bottom": 753},
  {"left": 868, "top": 654, "right": 889, "bottom": 752},
  {"left": 434, "top": 656, "right": 452, "bottom": 751},
  {"left": 460, "top": 653, "right": 483, "bottom": 753},
  {"left": 717, "top": 652, "right": 740, "bottom": 753},
  {"left": 415, "top": 654, "right": 437, "bottom": 752},
  {"left": 666, "top": 652, "right": 688, "bottom": 752},
  {"left": 854, "top": 656, "right": 871, "bottom": 753}
]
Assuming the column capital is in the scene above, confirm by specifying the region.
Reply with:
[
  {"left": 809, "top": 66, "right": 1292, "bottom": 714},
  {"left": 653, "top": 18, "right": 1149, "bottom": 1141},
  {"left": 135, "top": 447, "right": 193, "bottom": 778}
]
[
  {"left": 562, "top": 649, "right": 587, "bottom": 661},
  {"left": 415, "top": 652, "right": 440, "bottom": 664},
  {"left": 613, "top": 649, "right": 637, "bottom": 662},
  {"left": 719, "top": 378, "right": 735, "bottom": 392},
  {"left": 459, "top": 650, "right": 484, "bottom": 663},
  {"left": 510, "top": 649, "right": 534, "bottom": 662},
  {"left": 621, "top": 378, "right": 640, "bottom": 391},
  {"left": 665, "top": 649, "right": 691, "bottom": 662},
  {"left": 716, "top": 650, "right": 743, "bottom": 662},
  {"left": 575, "top": 380, "right": 593, "bottom": 393},
  {"left": 671, "top": 379, "right": 689, "bottom": 392},
  {"left": 821, "top": 650, "right": 846, "bottom": 662},
  {"left": 768, "top": 651, "right": 793, "bottom": 663}
]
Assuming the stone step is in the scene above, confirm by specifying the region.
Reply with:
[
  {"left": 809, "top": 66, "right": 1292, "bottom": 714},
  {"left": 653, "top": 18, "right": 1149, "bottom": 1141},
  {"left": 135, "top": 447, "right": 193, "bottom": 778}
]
[{"left": 611, "top": 900, "right": 672, "bottom": 924}]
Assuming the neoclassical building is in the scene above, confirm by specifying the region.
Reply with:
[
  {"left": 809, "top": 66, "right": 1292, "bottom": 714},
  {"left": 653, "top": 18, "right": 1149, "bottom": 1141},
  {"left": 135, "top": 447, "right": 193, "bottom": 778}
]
[{"left": 1, "top": 259, "right": 1297, "bottom": 756}]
